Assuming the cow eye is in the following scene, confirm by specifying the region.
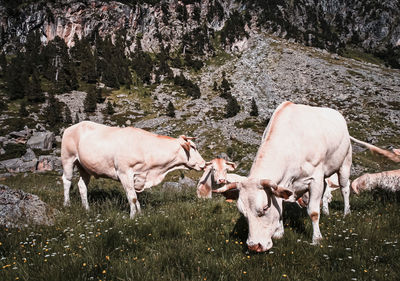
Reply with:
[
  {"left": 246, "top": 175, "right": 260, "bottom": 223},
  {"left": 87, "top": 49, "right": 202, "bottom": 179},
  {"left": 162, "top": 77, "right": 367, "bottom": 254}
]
[{"left": 258, "top": 206, "right": 269, "bottom": 217}]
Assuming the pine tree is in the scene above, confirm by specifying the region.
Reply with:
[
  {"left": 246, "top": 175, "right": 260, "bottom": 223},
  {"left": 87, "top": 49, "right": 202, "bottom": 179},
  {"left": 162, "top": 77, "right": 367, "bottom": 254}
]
[
  {"left": 19, "top": 100, "right": 29, "bottom": 117},
  {"left": 166, "top": 101, "right": 175, "bottom": 117},
  {"left": 26, "top": 70, "right": 45, "bottom": 103},
  {"left": 220, "top": 77, "right": 231, "bottom": 98},
  {"left": 250, "top": 97, "right": 259, "bottom": 117},
  {"left": 84, "top": 89, "right": 97, "bottom": 113},
  {"left": 64, "top": 105, "right": 72, "bottom": 125},
  {"left": 74, "top": 112, "right": 80, "bottom": 124},
  {"left": 106, "top": 101, "right": 115, "bottom": 115},
  {"left": 44, "top": 95, "right": 63, "bottom": 128},
  {"left": 5, "top": 52, "right": 28, "bottom": 100},
  {"left": 225, "top": 94, "right": 240, "bottom": 118},
  {"left": 0, "top": 52, "right": 6, "bottom": 77},
  {"left": 213, "top": 81, "right": 218, "bottom": 91},
  {"left": 96, "top": 88, "right": 105, "bottom": 103}
]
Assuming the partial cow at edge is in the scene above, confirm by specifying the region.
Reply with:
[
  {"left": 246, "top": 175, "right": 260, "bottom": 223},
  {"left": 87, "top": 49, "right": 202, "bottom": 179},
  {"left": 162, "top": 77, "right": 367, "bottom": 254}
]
[
  {"left": 350, "top": 136, "right": 400, "bottom": 195},
  {"left": 214, "top": 101, "right": 353, "bottom": 252},
  {"left": 61, "top": 121, "right": 206, "bottom": 218}
]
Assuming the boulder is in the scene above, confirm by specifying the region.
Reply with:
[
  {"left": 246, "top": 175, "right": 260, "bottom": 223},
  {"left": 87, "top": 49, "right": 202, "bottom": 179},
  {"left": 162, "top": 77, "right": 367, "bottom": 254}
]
[
  {"left": 0, "top": 158, "right": 37, "bottom": 173},
  {"left": 162, "top": 182, "right": 180, "bottom": 190},
  {"left": 22, "top": 148, "right": 36, "bottom": 162},
  {"left": 27, "top": 131, "right": 55, "bottom": 150},
  {"left": 178, "top": 176, "right": 197, "bottom": 189},
  {"left": 36, "top": 155, "right": 62, "bottom": 172},
  {"left": 0, "top": 185, "right": 57, "bottom": 228}
]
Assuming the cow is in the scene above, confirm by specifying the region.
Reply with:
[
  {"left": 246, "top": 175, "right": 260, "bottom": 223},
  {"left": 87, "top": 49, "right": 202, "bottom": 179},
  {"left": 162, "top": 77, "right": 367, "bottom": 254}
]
[
  {"left": 214, "top": 101, "right": 352, "bottom": 252},
  {"left": 348, "top": 137, "right": 399, "bottom": 194},
  {"left": 196, "top": 158, "right": 245, "bottom": 198},
  {"left": 351, "top": 169, "right": 400, "bottom": 194},
  {"left": 61, "top": 121, "right": 206, "bottom": 218}
]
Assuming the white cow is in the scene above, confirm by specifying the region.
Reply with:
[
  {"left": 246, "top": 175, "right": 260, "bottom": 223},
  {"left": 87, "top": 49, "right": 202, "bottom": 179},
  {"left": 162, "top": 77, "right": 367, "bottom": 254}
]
[
  {"left": 196, "top": 158, "right": 245, "bottom": 198},
  {"left": 352, "top": 169, "right": 400, "bottom": 194},
  {"left": 214, "top": 101, "right": 352, "bottom": 252},
  {"left": 61, "top": 121, "right": 206, "bottom": 218}
]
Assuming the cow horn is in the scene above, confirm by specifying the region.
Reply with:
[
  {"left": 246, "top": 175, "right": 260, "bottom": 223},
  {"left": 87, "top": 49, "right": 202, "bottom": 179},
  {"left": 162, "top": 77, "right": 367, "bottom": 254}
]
[
  {"left": 213, "top": 182, "right": 238, "bottom": 193},
  {"left": 181, "top": 135, "right": 196, "bottom": 141}
]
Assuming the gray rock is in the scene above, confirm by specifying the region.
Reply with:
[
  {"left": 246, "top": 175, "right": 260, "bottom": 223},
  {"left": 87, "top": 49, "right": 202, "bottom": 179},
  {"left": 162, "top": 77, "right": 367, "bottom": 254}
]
[
  {"left": 0, "top": 185, "right": 57, "bottom": 228},
  {"left": 36, "top": 155, "right": 62, "bottom": 172},
  {"left": 27, "top": 131, "right": 55, "bottom": 150},
  {"left": 0, "top": 158, "right": 37, "bottom": 173},
  {"left": 178, "top": 176, "right": 197, "bottom": 189},
  {"left": 22, "top": 148, "right": 36, "bottom": 162},
  {"left": 162, "top": 182, "right": 180, "bottom": 190}
]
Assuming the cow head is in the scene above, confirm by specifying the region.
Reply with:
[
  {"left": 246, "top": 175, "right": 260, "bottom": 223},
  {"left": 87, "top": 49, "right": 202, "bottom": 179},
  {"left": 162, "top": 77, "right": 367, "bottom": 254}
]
[
  {"left": 351, "top": 174, "right": 369, "bottom": 195},
  {"left": 178, "top": 135, "right": 206, "bottom": 171},
  {"left": 196, "top": 158, "right": 237, "bottom": 198},
  {"left": 214, "top": 178, "right": 292, "bottom": 252},
  {"left": 206, "top": 158, "right": 236, "bottom": 184}
]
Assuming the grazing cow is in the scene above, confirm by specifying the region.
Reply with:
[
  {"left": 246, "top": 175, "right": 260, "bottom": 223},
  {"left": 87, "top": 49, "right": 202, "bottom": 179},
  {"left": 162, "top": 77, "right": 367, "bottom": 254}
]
[
  {"left": 214, "top": 101, "right": 352, "bottom": 252},
  {"left": 351, "top": 169, "right": 400, "bottom": 194},
  {"left": 61, "top": 121, "right": 206, "bottom": 218},
  {"left": 196, "top": 158, "right": 245, "bottom": 198}
]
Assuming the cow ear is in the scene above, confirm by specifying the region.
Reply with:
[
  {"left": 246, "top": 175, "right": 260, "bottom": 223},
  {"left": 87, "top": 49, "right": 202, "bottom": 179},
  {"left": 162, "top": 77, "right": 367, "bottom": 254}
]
[
  {"left": 181, "top": 142, "right": 191, "bottom": 152},
  {"left": 260, "top": 179, "right": 292, "bottom": 200},
  {"left": 272, "top": 187, "right": 293, "bottom": 200},
  {"left": 225, "top": 161, "right": 236, "bottom": 171}
]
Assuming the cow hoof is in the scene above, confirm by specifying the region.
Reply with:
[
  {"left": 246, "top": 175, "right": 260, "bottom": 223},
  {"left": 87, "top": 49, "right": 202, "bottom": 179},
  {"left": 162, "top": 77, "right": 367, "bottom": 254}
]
[{"left": 311, "top": 236, "right": 323, "bottom": 245}]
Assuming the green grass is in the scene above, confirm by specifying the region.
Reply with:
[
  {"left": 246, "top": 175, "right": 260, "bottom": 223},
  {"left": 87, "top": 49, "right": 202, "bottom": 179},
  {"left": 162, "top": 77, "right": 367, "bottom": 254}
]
[{"left": 1, "top": 173, "right": 399, "bottom": 280}]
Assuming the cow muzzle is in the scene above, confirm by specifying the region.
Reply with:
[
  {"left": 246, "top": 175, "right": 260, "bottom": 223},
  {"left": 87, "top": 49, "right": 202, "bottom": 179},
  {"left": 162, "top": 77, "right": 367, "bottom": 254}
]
[
  {"left": 247, "top": 241, "right": 272, "bottom": 252},
  {"left": 217, "top": 178, "right": 227, "bottom": 184}
]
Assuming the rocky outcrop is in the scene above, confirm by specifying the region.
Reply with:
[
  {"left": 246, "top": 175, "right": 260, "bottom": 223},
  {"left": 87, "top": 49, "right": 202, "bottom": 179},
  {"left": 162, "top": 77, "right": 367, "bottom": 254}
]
[
  {"left": 0, "top": 128, "right": 61, "bottom": 175},
  {"left": 0, "top": 184, "right": 57, "bottom": 228}
]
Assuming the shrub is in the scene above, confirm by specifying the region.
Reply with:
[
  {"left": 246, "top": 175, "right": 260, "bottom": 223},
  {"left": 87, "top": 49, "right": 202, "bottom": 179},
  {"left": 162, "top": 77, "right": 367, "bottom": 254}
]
[
  {"left": 250, "top": 97, "right": 259, "bottom": 116},
  {"left": 166, "top": 101, "right": 176, "bottom": 117}
]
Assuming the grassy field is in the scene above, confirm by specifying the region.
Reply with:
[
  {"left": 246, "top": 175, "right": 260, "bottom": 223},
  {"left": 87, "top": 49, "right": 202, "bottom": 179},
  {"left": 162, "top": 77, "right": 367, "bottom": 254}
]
[{"left": 0, "top": 170, "right": 399, "bottom": 281}]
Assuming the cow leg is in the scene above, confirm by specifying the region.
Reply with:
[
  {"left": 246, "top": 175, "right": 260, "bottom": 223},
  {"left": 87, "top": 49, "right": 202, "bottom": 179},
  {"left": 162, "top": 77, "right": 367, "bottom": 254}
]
[
  {"left": 339, "top": 151, "right": 352, "bottom": 216},
  {"left": 77, "top": 169, "right": 91, "bottom": 211},
  {"left": 322, "top": 184, "right": 331, "bottom": 216},
  {"left": 307, "top": 174, "right": 324, "bottom": 245},
  {"left": 62, "top": 159, "right": 75, "bottom": 207},
  {"left": 338, "top": 175, "right": 351, "bottom": 216},
  {"left": 119, "top": 171, "right": 141, "bottom": 218},
  {"left": 272, "top": 220, "right": 284, "bottom": 239}
]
